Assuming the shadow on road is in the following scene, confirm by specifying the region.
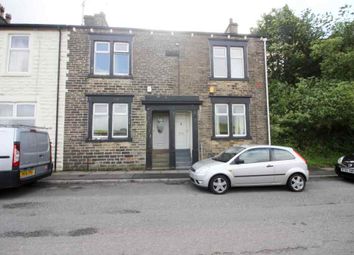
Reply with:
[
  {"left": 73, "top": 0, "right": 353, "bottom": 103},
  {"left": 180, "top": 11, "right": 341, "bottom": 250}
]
[{"left": 0, "top": 182, "right": 50, "bottom": 199}]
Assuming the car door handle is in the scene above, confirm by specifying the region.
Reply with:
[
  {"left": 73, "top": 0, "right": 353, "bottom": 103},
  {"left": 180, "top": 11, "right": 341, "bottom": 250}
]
[
  {"left": 266, "top": 164, "right": 274, "bottom": 168},
  {"left": 39, "top": 154, "right": 43, "bottom": 158}
]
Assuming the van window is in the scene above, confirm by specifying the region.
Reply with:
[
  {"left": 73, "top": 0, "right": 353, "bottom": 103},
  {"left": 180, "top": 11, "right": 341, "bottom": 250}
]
[
  {"left": 36, "top": 133, "right": 49, "bottom": 152},
  {"left": 21, "top": 131, "right": 37, "bottom": 153}
]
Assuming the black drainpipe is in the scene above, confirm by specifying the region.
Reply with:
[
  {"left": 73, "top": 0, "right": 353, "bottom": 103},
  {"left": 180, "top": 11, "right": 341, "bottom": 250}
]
[{"left": 54, "top": 28, "right": 62, "bottom": 172}]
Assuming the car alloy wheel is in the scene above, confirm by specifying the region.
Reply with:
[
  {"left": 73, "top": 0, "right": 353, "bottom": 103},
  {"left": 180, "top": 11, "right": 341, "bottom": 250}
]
[
  {"left": 209, "top": 175, "right": 229, "bottom": 194},
  {"left": 288, "top": 174, "right": 306, "bottom": 192}
]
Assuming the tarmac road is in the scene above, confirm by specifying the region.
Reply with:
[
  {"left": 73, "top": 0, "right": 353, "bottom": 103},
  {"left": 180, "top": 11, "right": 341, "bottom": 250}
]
[{"left": 0, "top": 177, "right": 354, "bottom": 255}]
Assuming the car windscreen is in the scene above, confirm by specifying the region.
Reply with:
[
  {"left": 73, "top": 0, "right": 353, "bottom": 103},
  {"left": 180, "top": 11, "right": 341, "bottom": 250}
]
[{"left": 213, "top": 146, "right": 246, "bottom": 162}]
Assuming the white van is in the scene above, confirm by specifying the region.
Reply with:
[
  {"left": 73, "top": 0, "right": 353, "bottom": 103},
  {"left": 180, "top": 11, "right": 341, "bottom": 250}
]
[{"left": 0, "top": 126, "right": 53, "bottom": 188}]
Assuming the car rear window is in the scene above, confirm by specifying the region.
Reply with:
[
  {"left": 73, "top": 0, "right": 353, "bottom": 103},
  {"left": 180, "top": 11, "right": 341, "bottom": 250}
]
[{"left": 272, "top": 149, "right": 295, "bottom": 161}]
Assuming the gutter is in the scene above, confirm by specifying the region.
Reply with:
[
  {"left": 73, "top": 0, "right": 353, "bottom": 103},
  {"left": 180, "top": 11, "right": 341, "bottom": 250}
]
[
  {"left": 54, "top": 28, "right": 62, "bottom": 171},
  {"left": 262, "top": 38, "right": 271, "bottom": 145}
]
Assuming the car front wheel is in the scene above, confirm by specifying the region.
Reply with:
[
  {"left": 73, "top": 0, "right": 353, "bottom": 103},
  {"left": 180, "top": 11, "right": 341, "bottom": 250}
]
[
  {"left": 287, "top": 173, "right": 306, "bottom": 192},
  {"left": 209, "top": 175, "right": 230, "bottom": 194}
]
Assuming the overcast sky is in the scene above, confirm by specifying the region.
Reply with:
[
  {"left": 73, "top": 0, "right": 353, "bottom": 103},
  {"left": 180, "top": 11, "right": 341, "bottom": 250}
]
[{"left": 2, "top": 0, "right": 352, "bottom": 33}]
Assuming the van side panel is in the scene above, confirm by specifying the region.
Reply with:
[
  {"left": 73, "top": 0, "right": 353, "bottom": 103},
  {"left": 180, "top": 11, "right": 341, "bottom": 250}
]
[{"left": 0, "top": 128, "right": 15, "bottom": 171}]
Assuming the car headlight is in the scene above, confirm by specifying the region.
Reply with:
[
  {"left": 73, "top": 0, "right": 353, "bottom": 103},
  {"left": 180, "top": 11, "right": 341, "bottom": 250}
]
[{"left": 337, "top": 156, "right": 344, "bottom": 164}]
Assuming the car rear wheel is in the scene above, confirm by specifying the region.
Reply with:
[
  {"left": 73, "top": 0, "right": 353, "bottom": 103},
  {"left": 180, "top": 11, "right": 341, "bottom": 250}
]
[
  {"left": 287, "top": 173, "right": 306, "bottom": 192},
  {"left": 209, "top": 175, "right": 230, "bottom": 194}
]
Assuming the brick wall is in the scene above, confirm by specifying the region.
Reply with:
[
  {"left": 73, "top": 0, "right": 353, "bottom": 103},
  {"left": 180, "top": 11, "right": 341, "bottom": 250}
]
[{"left": 64, "top": 27, "right": 268, "bottom": 170}]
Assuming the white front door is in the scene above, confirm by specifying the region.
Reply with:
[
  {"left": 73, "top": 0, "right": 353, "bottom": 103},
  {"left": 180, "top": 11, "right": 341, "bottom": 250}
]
[
  {"left": 153, "top": 113, "right": 169, "bottom": 150},
  {"left": 175, "top": 112, "right": 191, "bottom": 149}
]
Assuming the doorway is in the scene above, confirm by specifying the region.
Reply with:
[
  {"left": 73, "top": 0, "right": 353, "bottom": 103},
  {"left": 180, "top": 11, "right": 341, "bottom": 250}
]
[
  {"left": 175, "top": 111, "right": 192, "bottom": 169},
  {"left": 152, "top": 112, "right": 169, "bottom": 168}
]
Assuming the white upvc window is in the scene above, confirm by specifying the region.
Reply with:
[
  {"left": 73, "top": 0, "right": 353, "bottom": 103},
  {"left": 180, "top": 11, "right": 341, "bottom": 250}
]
[
  {"left": 230, "top": 47, "right": 244, "bottom": 79},
  {"left": 213, "top": 46, "right": 227, "bottom": 78},
  {"left": 92, "top": 103, "right": 109, "bottom": 139},
  {"left": 8, "top": 35, "right": 30, "bottom": 73},
  {"left": 112, "top": 103, "right": 128, "bottom": 138},
  {"left": 232, "top": 104, "right": 246, "bottom": 137},
  {"left": 94, "top": 42, "right": 110, "bottom": 75},
  {"left": 0, "top": 103, "right": 36, "bottom": 126},
  {"left": 113, "top": 42, "right": 130, "bottom": 76},
  {"left": 215, "top": 104, "right": 229, "bottom": 137}
]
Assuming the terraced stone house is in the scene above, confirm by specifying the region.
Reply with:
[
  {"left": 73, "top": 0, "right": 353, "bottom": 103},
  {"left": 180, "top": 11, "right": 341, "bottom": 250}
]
[{"left": 63, "top": 19, "right": 269, "bottom": 170}]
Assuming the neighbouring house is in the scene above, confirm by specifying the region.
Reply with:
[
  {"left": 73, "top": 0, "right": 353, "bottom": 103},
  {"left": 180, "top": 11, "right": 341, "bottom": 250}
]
[
  {"left": 0, "top": 23, "right": 69, "bottom": 171},
  {"left": 63, "top": 18, "right": 269, "bottom": 171}
]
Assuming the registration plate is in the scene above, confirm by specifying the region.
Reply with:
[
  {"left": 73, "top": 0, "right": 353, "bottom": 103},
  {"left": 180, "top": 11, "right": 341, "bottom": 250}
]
[
  {"left": 341, "top": 168, "right": 354, "bottom": 174},
  {"left": 20, "top": 169, "right": 36, "bottom": 179}
]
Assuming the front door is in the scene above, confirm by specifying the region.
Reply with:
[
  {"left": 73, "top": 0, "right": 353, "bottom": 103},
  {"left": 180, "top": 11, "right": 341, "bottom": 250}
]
[
  {"left": 175, "top": 112, "right": 191, "bottom": 149},
  {"left": 153, "top": 112, "right": 169, "bottom": 150},
  {"left": 175, "top": 112, "right": 192, "bottom": 168},
  {"left": 152, "top": 112, "right": 169, "bottom": 168}
]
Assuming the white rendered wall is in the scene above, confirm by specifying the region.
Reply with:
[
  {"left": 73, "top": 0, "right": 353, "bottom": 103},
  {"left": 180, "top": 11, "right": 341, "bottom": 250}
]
[{"left": 0, "top": 29, "right": 69, "bottom": 170}]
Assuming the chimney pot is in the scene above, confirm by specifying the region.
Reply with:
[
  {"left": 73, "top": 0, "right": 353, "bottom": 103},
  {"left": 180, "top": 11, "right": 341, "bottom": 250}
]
[{"left": 5, "top": 13, "right": 11, "bottom": 23}]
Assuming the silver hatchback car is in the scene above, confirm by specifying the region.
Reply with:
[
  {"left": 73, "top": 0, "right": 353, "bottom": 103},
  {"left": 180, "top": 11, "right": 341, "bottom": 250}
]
[{"left": 190, "top": 145, "right": 309, "bottom": 194}]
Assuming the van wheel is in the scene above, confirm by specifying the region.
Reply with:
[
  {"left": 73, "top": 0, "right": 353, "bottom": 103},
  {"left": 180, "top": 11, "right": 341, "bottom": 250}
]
[
  {"left": 209, "top": 175, "right": 230, "bottom": 194},
  {"left": 287, "top": 173, "right": 306, "bottom": 192}
]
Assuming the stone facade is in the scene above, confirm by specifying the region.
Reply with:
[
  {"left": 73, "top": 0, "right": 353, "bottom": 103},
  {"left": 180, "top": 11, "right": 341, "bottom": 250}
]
[
  {"left": 0, "top": 26, "right": 69, "bottom": 170},
  {"left": 63, "top": 26, "right": 268, "bottom": 170}
]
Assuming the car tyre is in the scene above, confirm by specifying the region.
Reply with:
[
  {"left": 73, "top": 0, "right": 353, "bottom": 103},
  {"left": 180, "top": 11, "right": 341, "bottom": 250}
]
[
  {"left": 209, "top": 174, "right": 230, "bottom": 194},
  {"left": 287, "top": 173, "right": 306, "bottom": 192}
]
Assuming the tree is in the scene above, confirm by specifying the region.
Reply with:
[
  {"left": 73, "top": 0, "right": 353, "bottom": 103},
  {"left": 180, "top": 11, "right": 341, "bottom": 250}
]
[{"left": 252, "top": 5, "right": 323, "bottom": 84}]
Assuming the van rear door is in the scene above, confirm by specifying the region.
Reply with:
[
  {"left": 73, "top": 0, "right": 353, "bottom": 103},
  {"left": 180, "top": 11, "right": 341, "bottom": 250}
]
[
  {"left": 0, "top": 128, "right": 15, "bottom": 171},
  {"left": 36, "top": 131, "right": 50, "bottom": 165},
  {"left": 20, "top": 130, "right": 38, "bottom": 169}
]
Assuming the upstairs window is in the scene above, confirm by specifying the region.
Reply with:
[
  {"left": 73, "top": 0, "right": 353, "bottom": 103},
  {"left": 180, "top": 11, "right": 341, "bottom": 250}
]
[
  {"left": 94, "top": 42, "right": 110, "bottom": 75},
  {"left": 0, "top": 103, "right": 36, "bottom": 126},
  {"left": 8, "top": 35, "right": 30, "bottom": 73},
  {"left": 213, "top": 47, "right": 227, "bottom": 78},
  {"left": 113, "top": 42, "right": 129, "bottom": 75},
  {"left": 210, "top": 40, "right": 247, "bottom": 80},
  {"left": 90, "top": 34, "right": 132, "bottom": 77}
]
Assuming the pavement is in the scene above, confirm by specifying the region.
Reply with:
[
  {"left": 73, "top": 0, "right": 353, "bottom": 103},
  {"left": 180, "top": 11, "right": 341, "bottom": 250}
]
[{"left": 45, "top": 167, "right": 337, "bottom": 184}]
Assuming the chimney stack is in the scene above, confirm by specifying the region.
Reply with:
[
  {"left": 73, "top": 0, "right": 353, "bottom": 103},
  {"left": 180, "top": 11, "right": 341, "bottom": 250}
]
[
  {"left": 0, "top": 4, "right": 4, "bottom": 18},
  {"left": 225, "top": 18, "right": 238, "bottom": 34},
  {"left": 0, "top": 4, "right": 11, "bottom": 24},
  {"left": 84, "top": 12, "right": 108, "bottom": 27},
  {"left": 5, "top": 13, "right": 11, "bottom": 23}
]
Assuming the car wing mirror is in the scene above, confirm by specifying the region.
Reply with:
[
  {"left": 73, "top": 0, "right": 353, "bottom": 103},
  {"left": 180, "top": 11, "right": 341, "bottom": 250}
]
[{"left": 234, "top": 158, "right": 244, "bottom": 164}]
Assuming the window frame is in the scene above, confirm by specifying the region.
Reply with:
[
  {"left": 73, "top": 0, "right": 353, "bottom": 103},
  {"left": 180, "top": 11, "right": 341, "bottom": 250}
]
[
  {"left": 92, "top": 103, "right": 109, "bottom": 139},
  {"left": 232, "top": 104, "right": 247, "bottom": 137},
  {"left": 211, "top": 96, "right": 251, "bottom": 140},
  {"left": 7, "top": 34, "right": 31, "bottom": 74},
  {"left": 214, "top": 103, "right": 229, "bottom": 137},
  {"left": 209, "top": 39, "right": 248, "bottom": 81},
  {"left": 113, "top": 42, "right": 130, "bottom": 76},
  {"left": 90, "top": 34, "right": 133, "bottom": 78},
  {"left": 0, "top": 102, "right": 36, "bottom": 126},
  {"left": 112, "top": 103, "right": 129, "bottom": 139},
  {"left": 87, "top": 95, "right": 133, "bottom": 142},
  {"left": 93, "top": 41, "right": 111, "bottom": 75}
]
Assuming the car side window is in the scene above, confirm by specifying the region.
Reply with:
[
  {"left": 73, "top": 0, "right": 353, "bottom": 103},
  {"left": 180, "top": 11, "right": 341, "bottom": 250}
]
[
  {"left": 238, "top": 148, "right": 270, "bottom": 164},
  {"left": 272, "top": 149, "right": 295, "bottom": 161}
]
